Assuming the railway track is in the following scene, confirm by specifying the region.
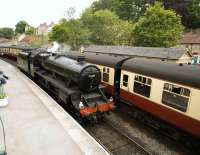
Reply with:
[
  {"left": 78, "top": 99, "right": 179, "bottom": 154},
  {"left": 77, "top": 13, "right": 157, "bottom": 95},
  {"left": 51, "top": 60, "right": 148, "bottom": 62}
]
[
  {"left": 107, "top": 104, "right": 196, "bottom": 155},
  {"left": 84, "top": 120, "right": 152, "bottom": 155}
]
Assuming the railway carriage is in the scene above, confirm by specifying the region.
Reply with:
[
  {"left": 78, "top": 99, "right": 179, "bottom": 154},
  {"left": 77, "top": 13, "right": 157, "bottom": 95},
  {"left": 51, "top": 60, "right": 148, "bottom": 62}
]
[
  {"left": 0, "top": 46, "right": 33, "bottom": 59},
  {"left": 120, "top": 58, "right": 200, "bottom": 138},
  {"left": 66, "top": 52, "right": 200, "bottom": 138}
]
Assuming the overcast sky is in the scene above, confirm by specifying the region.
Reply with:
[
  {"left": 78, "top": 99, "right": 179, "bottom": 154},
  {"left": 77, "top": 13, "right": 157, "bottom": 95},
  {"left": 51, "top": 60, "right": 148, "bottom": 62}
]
[{"left": 0, "top": 0, "right": 95, "bottom": 28}]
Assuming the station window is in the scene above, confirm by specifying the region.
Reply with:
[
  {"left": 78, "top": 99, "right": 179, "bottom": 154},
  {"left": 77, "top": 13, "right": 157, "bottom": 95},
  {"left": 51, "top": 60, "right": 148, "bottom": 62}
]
[
  {"left": 123, "top": 74, "right": 129, "bottom": 87},
  {"left": 133, "top": 75, "right": 152, "bottom": 98},
  {"left": 102, "top": 67, "right": 110, "bottom": 83},
  {"left": 162, "top": 83, "right": 190, "bottom": 112}
]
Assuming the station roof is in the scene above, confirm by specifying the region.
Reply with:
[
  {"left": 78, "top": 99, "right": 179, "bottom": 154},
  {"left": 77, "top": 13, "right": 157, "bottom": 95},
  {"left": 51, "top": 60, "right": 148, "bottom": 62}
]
[{"left": 84, "top": 45, "right": 192, "bottom": 60}]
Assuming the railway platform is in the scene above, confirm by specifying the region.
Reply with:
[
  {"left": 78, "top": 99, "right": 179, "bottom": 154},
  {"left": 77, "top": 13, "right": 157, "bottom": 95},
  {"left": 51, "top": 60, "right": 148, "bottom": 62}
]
[{"left": 0, "top": 59, "right": 109, "bottom": 155}]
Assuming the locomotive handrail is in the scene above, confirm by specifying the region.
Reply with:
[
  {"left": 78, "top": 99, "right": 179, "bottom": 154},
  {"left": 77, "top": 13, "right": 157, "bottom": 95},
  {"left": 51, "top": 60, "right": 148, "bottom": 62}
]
[{"left": 98, "top": 88, "right": 109, "bottom": 102}]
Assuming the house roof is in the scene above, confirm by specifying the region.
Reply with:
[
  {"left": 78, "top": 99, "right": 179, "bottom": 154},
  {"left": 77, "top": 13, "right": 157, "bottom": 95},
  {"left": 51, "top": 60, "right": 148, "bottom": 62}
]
[
  {"left": 180, "top": 32, "right": 200, "bottom": 44},
  {"left": 84, "top": 45, "right": 191, "bottom": 60}
]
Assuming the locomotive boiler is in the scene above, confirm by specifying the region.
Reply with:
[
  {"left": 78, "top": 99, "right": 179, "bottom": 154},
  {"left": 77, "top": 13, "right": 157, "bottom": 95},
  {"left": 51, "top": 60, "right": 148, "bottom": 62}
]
[{"left": 43, "top": 55, "right": 101, "bottom": 93}]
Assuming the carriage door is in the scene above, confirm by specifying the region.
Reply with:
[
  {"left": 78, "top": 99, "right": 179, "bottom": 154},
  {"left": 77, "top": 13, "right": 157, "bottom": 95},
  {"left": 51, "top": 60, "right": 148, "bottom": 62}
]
[{"left": 121, "top": 73, "right": 129, "bottom": 91}]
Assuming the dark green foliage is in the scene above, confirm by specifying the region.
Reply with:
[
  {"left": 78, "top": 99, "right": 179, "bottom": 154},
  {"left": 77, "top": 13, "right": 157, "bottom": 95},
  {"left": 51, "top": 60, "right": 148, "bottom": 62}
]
[
  {"left": 91, "top": 0, "right": 200, "bottom": 29},
  {"left": 114, "top": 0, "right": 149, "bottom": 22},
  {"left": 15, "top": 21, "right": 28, "bottom": 34},
  {"left": 133, "top": 2, "right": 184, "bottom": 47},
  {"left": 156, "top": 0, "right": 200, "bottom": 29},
  {"left": 0, "top": 27, "right": 14, "bottom": 39},
  {"left": 91, "top": 0, "right": 116, "bottom": 12},
  {"left": 91, "top": 0, "right": 150, "bottom": 22},
  {"left": 187, "top": 0, "right": 200, "bottom": 29}
]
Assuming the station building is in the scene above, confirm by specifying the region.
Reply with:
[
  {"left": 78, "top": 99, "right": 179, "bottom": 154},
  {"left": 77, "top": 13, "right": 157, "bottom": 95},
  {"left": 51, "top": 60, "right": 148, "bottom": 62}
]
[{"left": 83, "top": 45, "right": 192, "bottom": 64}]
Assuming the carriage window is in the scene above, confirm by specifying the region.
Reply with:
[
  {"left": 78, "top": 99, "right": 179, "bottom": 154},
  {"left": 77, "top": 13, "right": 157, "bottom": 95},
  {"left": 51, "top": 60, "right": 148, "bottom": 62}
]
[
  {"left": 162, "top": 83, "right": 190, "bottom": 112},
  {"left": 183, "top": 88, "right": 190, "bottom": 97},
  {"left": 147, "top": 79, "right": 152, "bottom": 85},
  {"left": 133, "top": 75, "right": 152, "bottom": 98},
  {"left": 102, "top": 67, "right": 109, "bottom": 83},
  {"left": 171, "top": 86, "right": 181, "bottom": 94},
  {"left": 123, "top": 74, "right": 129, "bottom": 87}
]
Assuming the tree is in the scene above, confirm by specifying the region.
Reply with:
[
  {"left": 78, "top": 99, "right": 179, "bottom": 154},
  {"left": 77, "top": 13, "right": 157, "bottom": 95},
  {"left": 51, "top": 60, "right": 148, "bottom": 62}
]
[
  {"left": 15, "top": 21, "right": 28, "bottom": 34},
  {"left": 187, "top": 0, "right": 200, "bottom": 29},
  {"left": 114, "top": 0, "right": 150, "bottom": 22},
  {"left": 65, "top": 7, "right": 76, "bottom": 20},
  {"left": 25, "top": 27, "right": 34, "bottom": 35},
  {"left": 49, "top": 23, "right": 69, "bottom": 43},
  {"left": 0, "top": 27, "right": 14, "bottom": 39},
  {"left": 90, "top": 0, "right": 200, "bottom": 29},
  {"left": 91, "top": 0, "right": 116, "bottom": 12},
  {"left": 81, "top": 8, "right": 94, "bottom": 30},
  {"left": 133, "top": 2, "right": 184, "bottom": 47},
  {"left": 82, "top": 10, "right": 133, "bottom": 45},
  {"left": 49, "top": 19, "right": 90, "bottom": 50},
  {"left": 66, "top": 19, "right": 90, "bottom": 50},
  {"left": 153, "top": 0, "right": 200, "bottom": 29},
  {"left": 91, "top": 0, "right": 151, "bottom": 22}
]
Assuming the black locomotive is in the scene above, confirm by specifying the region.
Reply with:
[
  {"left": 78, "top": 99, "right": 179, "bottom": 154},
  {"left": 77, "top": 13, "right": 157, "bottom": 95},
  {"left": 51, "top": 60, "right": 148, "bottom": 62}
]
[{"left": 17, "top": 49, "right": 114, "bottom": 121}]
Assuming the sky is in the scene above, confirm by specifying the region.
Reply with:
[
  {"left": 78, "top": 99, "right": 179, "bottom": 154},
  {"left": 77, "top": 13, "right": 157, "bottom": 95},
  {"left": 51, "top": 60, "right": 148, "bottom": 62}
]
[{"left": 0, "top": 0, "right": 96, "bottom": 28}]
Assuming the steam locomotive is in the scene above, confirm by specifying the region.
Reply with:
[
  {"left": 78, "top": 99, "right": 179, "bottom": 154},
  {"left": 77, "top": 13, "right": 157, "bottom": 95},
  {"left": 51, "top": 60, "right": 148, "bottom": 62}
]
[{"left": 17, "top": 49, "right": 114, "bottom": 121}]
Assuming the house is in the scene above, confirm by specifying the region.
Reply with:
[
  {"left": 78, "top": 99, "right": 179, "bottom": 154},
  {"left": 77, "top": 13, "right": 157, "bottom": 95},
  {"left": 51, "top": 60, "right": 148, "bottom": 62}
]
[
  {"left": 180, "top": 31, "right": 200, "bottom": 54},
  {"left": 83, "top": 45, "right": 192, "bottom": 64},
  {"left": 34, "top": 22, "right": 54, "bottom": 36}
]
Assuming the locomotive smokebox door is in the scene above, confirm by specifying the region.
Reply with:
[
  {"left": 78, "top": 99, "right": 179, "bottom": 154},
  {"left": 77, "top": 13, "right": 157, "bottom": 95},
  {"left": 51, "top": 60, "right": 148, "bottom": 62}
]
[{"left": 79, "top": 66, "right": 101, "bottom": 93}]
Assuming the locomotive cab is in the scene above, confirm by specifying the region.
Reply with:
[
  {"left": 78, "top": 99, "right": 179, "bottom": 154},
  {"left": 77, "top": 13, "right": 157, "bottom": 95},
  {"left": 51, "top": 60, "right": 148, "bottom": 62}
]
[
  {"left": 30, "top": 49, "right": 52, "bottom": 77},
  {"left": 17, "top": 49, "right": 32, "bottom": 74}
]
